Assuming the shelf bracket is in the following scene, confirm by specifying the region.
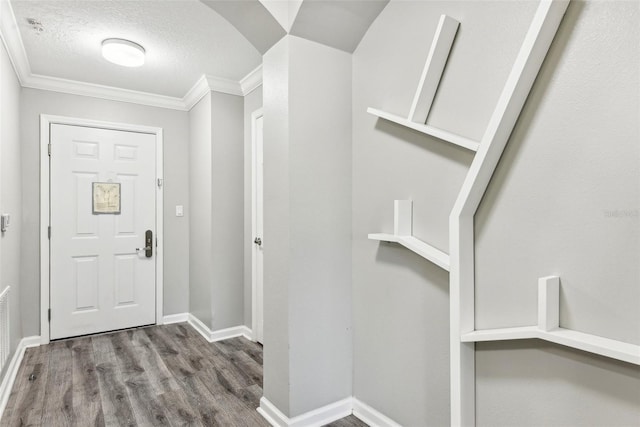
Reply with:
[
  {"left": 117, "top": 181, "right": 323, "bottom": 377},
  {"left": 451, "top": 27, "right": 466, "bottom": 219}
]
[
  {"left": 369, "top": 200, "right": 451, "bottom": 271},
  {"left": 409, "top": 15, "right": 460, "bottom": 124},
  {"left": 394, "top": 200, "right": 413, "bottom": 236},
  {"left": 538, "top": 276, "right": 560, "bottom": 331}
]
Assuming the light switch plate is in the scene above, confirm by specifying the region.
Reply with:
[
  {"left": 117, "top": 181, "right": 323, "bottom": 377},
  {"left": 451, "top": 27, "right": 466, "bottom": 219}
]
[{"left": 175, "top": 205, "right": 184, "bottom": 217}]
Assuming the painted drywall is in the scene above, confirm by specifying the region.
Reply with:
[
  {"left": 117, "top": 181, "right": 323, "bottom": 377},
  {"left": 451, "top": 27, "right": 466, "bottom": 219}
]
[
  {"left": 262, "top": 37, "right": 291, "bottom": 415},
  {"left": 243, "top": 85, "right": 263, "bottom": 328},
  {"left": 287, "top": 36, "right": 352, "bottom": 416},
  {"left": 475, "top": 0, "right": 640, "bottom": 342},
  {"left": 263, "top": 35, "right": 352, "bottom": 418},
  {"left": 210, "top": 91, "right": 245, "bottom": 330},
  {"left": 476, "top": 340, "right": 640, "bottom": 426},
  {"left": 0, "top": 40, "right": 22, "bottom": 376},
  {"left": 189, "top": 93, "right": 213, "bottom": 327},
  {"left": 20, "top": 88, "right": 190, "bottom": 336},
  {"left": 474, "top": 1, "right": 640, "bottom": 424},
  {"left": 189, "top": 91, "right": 245, "bottom": 331},
  {"left": 353, "top": 0, "right": 639, "bottom": 425}
]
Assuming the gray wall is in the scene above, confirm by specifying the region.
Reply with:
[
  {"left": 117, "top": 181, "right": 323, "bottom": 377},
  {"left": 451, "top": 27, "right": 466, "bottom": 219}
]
[
  {"left": 189, "top": 93, "right": 213, "bottom": 326},
  {"left": 263, "top": 35, "right": 352, "bottom": 418},
  {"left": 263, "top": 37, "right": 291, "bottom": 415},
  {"left": 475, "top": 0, "right": 640, "bottom": 341},
  {"left": 20, "top": 88, "right": 190, "bottom": 336},
  {"left": 210, "top": 91, "right": 245, "bottom": 330},
  {"left": 352, "top": 0, "right": 639, "bottom": 425},
  {"left": 0, "top": 41, "right": 23, "bottom": 376},
  {"left": 474, "top": 1, "right": 640, "bottom": 425},
  {"left": 189, "top": 91, "right": 245, "bottom": 331},
  {"left": 243, "top": 85, "right": 263, "bottom": 328}
]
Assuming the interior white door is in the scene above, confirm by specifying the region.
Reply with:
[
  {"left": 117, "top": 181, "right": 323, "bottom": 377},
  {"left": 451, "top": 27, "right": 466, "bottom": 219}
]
[
  {"left": 50, "top": 124, "right": 157, "bottom": 340},
  {"left": 254, "top": 114, "right": 264, "bottom": 343}
]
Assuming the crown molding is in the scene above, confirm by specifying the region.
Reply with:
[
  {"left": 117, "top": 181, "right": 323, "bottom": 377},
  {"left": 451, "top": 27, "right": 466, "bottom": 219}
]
[
  {"left": 183, "top": 73, "right": 259, "bottom": 110},
  {"left": 182, "top": 74, "right": 214, "bottom": 110},
  {"left": 0, "top": 1, "right": 262, "bottom": 111},
  {"left": 0, "top": 0, "right": 30, "bottom": 84},
  {"left": 206, "top": 74, "right": 244, "bottom": 96},
  {"left": 240, "top": 65, "right": 262, "bottom": 95},
  {"left": 23, "top": 73, "right": 189, "bottom": 110}
]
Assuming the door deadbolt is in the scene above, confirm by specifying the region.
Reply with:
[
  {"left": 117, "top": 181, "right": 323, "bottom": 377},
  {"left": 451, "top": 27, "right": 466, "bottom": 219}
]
[
  {"left": 254, "top": 237, "right": 262, "bottom": 246},
  {"left": 136, "top": 230, "right": 153, "bottom": 257}
]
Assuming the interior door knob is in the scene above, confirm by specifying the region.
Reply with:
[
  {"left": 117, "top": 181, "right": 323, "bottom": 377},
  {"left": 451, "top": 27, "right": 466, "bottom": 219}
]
[{"left": 254, "top": 237, "right": 262, "bottom": 246}]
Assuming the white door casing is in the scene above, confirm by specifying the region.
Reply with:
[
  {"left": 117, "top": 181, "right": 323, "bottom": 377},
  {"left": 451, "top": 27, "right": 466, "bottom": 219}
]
[
  {"left": 252, "top": 109, "right": 264, "bottom": 343},
  {"left": 41, "top": 115, "right": 163, "bottom": 343}
]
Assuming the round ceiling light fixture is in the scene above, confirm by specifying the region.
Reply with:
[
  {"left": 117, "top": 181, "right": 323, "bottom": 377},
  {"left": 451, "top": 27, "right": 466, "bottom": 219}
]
[{"left": 101, "top": 38, "right": 145, "bottom": 67}]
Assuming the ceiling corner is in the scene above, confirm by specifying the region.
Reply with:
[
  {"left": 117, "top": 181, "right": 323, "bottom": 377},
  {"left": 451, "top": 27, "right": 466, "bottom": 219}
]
[
  {"left": 199, "top": 0, "right": 286, "bottom": 55},
  {"left": 0, "top": 0, "right": 31, "bottom": 84},
  {"left": 289, "top": 0, "right": 390, "bottom": 53}
]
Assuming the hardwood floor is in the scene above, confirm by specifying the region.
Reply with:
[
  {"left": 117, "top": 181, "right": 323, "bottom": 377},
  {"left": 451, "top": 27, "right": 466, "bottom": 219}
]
[{"left": 1, "top": 324, "right": 367, "bottom": 427}]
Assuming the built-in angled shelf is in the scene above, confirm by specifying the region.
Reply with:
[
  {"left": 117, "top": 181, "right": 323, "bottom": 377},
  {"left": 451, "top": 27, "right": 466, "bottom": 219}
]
[
  {"left": 461, "top": 277, "right": 640, "bottom": 365},
  {"left": 367, "top": 14, "right": 481, "bottom": 153},
  {"left": 368, "top": 3, "right": 576, "bottom": 424},
  {"left": 368, "top": 200, "right": 450, "bottom": 271},
  {"left": 367, "top": 108, "right": 480, "bottom": 152}
]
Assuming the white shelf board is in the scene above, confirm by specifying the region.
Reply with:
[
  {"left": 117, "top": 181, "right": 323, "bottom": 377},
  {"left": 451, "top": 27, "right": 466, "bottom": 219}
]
[
  {"left": 543, "top": 328, "right": 640, "bottom": 366},
  {"left": 461, "top": 326, "right": 538, "bottom": 342},
  {"left": 367, "top": 107, "right": 480, "bottom": 152},
  {"left": 368, "top": 233, "right": 450, "bottom": 271},
  {"left": 462, "top": 326, "right": 640, "bottom": 366}
]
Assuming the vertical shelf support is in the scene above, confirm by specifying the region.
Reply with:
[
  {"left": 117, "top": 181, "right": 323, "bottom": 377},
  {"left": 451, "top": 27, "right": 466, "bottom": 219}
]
[
  {"left": 394, "top": 200, "right": 413, "bottom": 236},
  {"left": 449, "top": 1, "right": 569, "bottom": 425},
  {"left": 408, "top": 15, "right": 460, "bottom": 124},
  {"left": 538, "top": 276, "right": 560, "bottom": 331}
]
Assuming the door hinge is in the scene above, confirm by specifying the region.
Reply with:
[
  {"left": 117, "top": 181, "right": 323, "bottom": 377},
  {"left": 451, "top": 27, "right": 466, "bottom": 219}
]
[
  {"left": 47, "top": 143, "right": 51, "bottom": 156},
  {"left": 48, "top": 226, "right": 51, "bottom": 239},
  {"left": 156, "top": 237, "right": 158, "bottom": 248},
  {"left": 48, "top": 308, "right": 51, "bottom": 322},
  {"left": 157, "top": 178, "right": 163, "bottom": 188}
]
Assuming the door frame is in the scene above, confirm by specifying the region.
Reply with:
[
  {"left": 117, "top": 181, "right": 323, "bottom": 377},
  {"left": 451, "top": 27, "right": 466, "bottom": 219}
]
[
  {"left": 39, "top": 115, "right": 164, "bottom": 344},
  {"left": 250, "top": 108, "right": 263, "bottom": 342}
]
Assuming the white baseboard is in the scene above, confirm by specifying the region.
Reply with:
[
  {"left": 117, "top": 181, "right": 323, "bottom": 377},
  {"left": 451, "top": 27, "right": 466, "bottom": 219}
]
[
  {"left": 257, "top": 398, "right": 285, "bottom": 427},
  {"left": 162, "top": 313, "right": 190, "bottom": 324},
  {"left": 187, "top": 314, "right": 253, "bottom": 343},
  {"left": 258, "top": 397, "right": 353, "bottom": 427},
  {"left": 352, "top": 398, "right": 402, "bottom": 427},
  {"left": 0, "top": 336, "right": 41, "bottom": 418}
]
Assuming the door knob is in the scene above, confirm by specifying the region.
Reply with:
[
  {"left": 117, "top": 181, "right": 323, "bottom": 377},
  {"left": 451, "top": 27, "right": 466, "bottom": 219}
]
[{"left": 254, "top": 237, "right": 262, "bottom": 246}]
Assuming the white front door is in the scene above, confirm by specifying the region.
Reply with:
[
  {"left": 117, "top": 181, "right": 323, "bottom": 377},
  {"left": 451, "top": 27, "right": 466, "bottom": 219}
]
[
  {"left": 253, "top": 113, "right": 264, "bottom": 343},
  {"left": 50, "top": 124, "right": 157, "bottom": 340}
]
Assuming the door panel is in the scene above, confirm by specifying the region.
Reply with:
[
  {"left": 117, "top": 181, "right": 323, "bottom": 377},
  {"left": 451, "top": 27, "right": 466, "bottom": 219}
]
[
  {"left": 73, "top": 256, "right": 99, "bottom": 311},
  {"left": 50, "top": 124, "right": 156, "bottom": 340}
]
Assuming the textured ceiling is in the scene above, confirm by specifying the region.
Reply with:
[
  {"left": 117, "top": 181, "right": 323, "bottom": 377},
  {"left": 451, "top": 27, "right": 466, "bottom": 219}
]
[{"left": 10, "top": 0, "right": 262, "bottom": 97}]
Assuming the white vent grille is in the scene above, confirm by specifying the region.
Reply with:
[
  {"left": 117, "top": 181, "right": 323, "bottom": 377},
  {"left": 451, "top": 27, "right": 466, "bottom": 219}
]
[{"left": 0, "top": 286, "right": 9, "bottom": 372}]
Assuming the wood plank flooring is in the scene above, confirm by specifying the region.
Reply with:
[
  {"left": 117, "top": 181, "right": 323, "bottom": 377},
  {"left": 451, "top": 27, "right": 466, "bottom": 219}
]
[{"left": 1, "top": 324, "right": 367, "bottom": 427}]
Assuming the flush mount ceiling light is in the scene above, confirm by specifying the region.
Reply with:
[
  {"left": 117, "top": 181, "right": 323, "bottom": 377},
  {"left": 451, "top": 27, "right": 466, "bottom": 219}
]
[{"left": 101, "top": 38, "right": 145, "bottom": 67}]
